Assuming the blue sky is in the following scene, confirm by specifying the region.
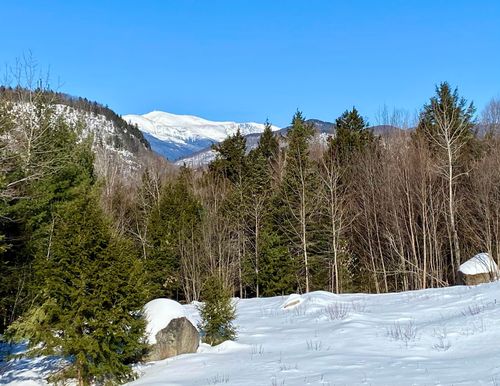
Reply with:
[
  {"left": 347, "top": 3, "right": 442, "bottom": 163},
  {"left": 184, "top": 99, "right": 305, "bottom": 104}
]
[{"left": 2, "top": 1, "right": 500, "bottom": 127}]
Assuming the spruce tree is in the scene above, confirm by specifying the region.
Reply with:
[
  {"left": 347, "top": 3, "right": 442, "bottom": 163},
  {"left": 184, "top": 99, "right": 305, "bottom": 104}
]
[
  {"left": 145, "top": 168, "right": 203, "bottom": 299},
  {"left": 330, "top": 107, "right": 375, "bottom": 165},
  {"left": 241, "top": 123, "right": 279, "bottom": 297},
  {"left": 258, "top": 228, "right": 297, "bottom": 296},
  {"left": 258, "top": 120, "right": 279, "bottom": 160},
  {"left": 0, "top": 96, "right": 91, "bottom": 332},
  {"left": 416, "top": 82, "right": 476, "bottom": 158},
  {"left": 197, "top": 275, "right": 236, "bottom": 346},
  {"left": 5, "top": 107, "right": 148, "bottom": 384},
  {"left": 9, "top": 184, "right": 148, "bottom": 385},
  {"left": 209, "top": 129, "right": 247, "bottom": 184},
  {"left": 416, "top": 82, "right": 476, "bottom": 281}
]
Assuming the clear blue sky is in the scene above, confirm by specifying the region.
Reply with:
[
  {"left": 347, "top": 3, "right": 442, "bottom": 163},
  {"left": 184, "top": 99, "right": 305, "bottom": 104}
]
[{"left": 2, "top": 0, "right": 500, "bottom": 127}]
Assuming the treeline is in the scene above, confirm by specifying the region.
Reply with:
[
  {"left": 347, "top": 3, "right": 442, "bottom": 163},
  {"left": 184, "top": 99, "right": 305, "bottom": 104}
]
[
  {"left": 1, "top": 82, "right": 500, "bottom": 383},
  {"left": 110, "top": 82, "right": 498, "bottom": 302},
  {"left": 87, "top": 82, "right": 500, "bottom": 302}
]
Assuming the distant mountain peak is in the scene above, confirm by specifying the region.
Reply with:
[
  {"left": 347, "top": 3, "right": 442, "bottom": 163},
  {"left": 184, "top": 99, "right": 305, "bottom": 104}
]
[{"left": 123, "top": 111, "right": 280, "bottom": 161}]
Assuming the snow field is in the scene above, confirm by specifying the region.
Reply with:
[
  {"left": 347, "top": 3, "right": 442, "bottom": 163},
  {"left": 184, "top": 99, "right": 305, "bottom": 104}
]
[
  {"left": 130, "top": 283, "right": 500, "bottom": 386},
  {"left": 3, "top": 282, "right": 500, "bottom": 385}
]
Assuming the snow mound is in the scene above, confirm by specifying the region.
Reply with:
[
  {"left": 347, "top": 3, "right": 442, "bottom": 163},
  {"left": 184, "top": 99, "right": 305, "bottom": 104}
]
[
  {"left": 143, "top": 298, "right": 186, "bottom": 344},
  {"left": 459, "top": 253, "right": 498, "bottom": 275},
  {"left": 281, "top": 294, "right": 304, "bottom": 309}
]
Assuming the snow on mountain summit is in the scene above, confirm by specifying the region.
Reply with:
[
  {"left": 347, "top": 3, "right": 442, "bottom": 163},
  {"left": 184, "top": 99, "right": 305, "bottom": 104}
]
[{"left": 123, "top": 111, "right": 280, "bottom": 161}]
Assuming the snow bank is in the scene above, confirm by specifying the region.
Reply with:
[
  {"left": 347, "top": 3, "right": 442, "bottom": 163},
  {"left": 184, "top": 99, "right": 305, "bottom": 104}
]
[
  {"left": 143, "top": 298, "right": 186, "bottom": 344},
  {"left": 459, "top": 253, "right": 498, "bottom": 275}
]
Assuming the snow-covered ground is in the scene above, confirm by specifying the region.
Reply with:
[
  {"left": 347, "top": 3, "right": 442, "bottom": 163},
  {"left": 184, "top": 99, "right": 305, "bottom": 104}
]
[{"left": 3, "top": 282, "right": 500, "bottom": 385}]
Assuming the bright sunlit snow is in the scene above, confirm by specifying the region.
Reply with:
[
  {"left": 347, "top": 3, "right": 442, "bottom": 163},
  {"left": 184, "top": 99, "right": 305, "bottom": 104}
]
[
  {"left": 3, "top": 282, "right": 500, "bottom": 385},
  {"left": 459, "top": 253, "right": 498, "bottom": 276},
  {"left": 143, "top": 299, "right": 190, "bottom": 345},
  {"left": 123, "top": 111, "right": 280, "bottom": 161}
]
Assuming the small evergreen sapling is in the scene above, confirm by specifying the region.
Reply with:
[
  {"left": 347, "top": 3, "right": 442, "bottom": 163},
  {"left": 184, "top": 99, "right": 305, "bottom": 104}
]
[{"left": 197, "top": 276, "right": 236, "bottom": 345}]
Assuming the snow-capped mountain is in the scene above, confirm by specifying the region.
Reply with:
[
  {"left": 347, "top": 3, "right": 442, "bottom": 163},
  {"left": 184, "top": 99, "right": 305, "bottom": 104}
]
[{"left": 123, "top": 111, "right": 280, "bottom": 161}]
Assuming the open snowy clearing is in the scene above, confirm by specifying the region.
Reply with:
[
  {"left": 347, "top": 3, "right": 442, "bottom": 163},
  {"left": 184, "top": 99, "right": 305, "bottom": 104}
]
[{"left": 3, "top": 282, "right": 500, "bottom": 385}]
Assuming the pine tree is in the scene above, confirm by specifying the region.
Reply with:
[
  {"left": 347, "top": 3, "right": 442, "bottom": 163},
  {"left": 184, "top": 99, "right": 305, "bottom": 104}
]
[
  {"left": 197, "top": 275, "right": 236, "bottom": 346},
  {"left": 258, "top": 120, "right": 279, "bottom": 161},
  {"left": 0, "top": 95, "right": 93, "bottom": 332},
  {"left": 258, "top": 228, "right": 297, "bottom": 296},
  {"left": 210, "top": 130, "right": 250, "bottom": 296},
  {"left": 5, "top": 100, "right": 148, "bottom": 383}
]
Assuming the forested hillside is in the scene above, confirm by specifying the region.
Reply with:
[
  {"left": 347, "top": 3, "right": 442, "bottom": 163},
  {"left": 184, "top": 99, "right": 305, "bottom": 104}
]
[{"left": 2, "top": 81, "right": 500, "bottom": 384}]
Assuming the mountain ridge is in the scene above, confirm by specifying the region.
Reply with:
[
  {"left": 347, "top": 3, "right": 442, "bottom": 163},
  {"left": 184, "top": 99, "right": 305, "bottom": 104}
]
[{"left": 123, "top": 111, "right": 281, "bottom": 161}]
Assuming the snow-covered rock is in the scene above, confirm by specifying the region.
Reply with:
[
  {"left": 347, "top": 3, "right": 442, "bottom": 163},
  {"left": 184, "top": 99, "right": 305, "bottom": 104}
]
[
  {"left": 459, "top": 253, "right": 498, "bottom": 275},
  {"left": 458, "top": 253, "right": 499, "bottom": 285},
  {"left": 123, "top": 111, "right": 280, "bottom": 161},
  {"left": 143, "top": 298, "right": 187, "bottom": 345}
]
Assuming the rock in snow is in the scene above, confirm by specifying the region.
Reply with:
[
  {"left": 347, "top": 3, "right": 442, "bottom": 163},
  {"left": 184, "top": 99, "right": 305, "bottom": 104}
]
[
  {"left": 143, "top": 298, "right": 187, "bottom": 345},
  {"left": 458, "top": 253, "right": 498, "bottom": 286},
  {"left": 459, "top": 253, "right": 498, "bottom": 275},
  {"left": 146, "top": 317, "right": 199, "bottom": 362}
]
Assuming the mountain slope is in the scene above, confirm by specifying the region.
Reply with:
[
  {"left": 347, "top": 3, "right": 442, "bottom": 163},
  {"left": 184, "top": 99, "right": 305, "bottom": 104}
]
[
  {"left": 123, "top": 111, "right": 280, "bottom": 161},
  {"left": 0, "top": 88, "right": 153, "bottom": 169}
]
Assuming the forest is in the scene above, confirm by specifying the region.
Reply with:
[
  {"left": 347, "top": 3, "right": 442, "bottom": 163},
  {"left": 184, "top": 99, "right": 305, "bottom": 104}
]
[{"left": 1, "top": 81, "right": 500, "bottom": 383}]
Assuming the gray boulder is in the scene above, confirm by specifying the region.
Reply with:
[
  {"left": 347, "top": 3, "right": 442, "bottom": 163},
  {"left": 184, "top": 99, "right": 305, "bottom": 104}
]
[{"left": 147, "top": 317, "right": 199, "bottom": 361}]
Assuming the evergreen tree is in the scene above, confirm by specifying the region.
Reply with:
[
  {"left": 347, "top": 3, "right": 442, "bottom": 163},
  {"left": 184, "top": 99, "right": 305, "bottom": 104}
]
[
  {"left": 258, "top": 228, "right": 297, "bottom": 296},
  {"left": 9, "top": 184, "right": 148, "bottom": 385},
  {"left": 197, "top": 275, "right": 236, "bottom": 346},
  {"left": 241, "top": 149, "right": 270, "bottom": 297},
  {"left": 241, "top": 122, "right": 280, "bottom": 297},
  {"left": 145, "top": 168, "right": 203, "bottom": 299},
  {"left": 416, "top": 82, "right": 476, "bottom": 281},
  {"left": 210, "top": 130, "right": 250, "bottom": 296},
  {"left": 330, "top": 107, "right": 375, "bottom": 165},
  {"left": 4, "top": 94, "right": 148, "bottom": 384},
  {"left": 209, "top": 129, "right": 247, "bottom": 184},
  {"left": 257, "top": 120, "right": 279, "bottom": 161},
  {"left": 416, "top": 82, "right": 476, "bottom": 159},
  {"left": 0, "top": 95, "right": 93, "bottom": 332}
]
